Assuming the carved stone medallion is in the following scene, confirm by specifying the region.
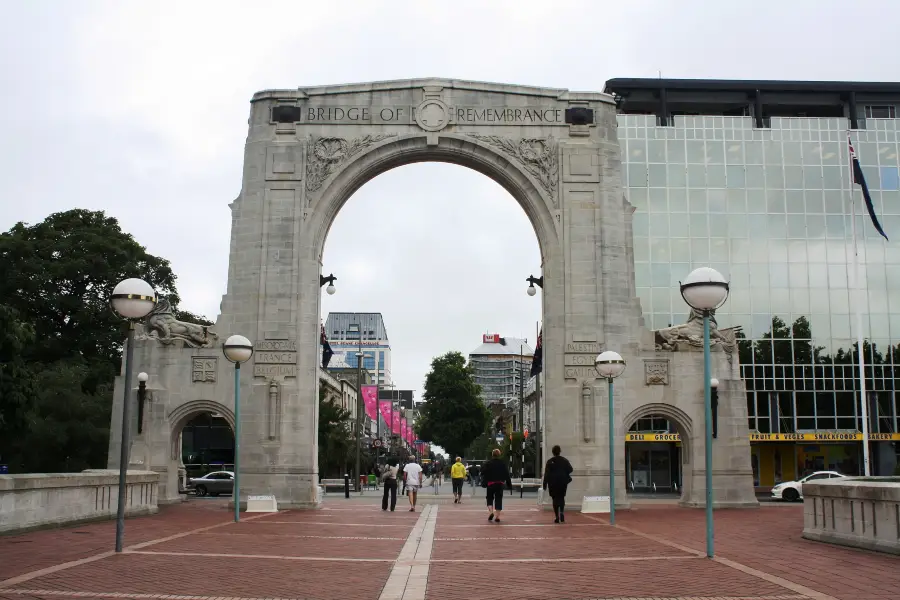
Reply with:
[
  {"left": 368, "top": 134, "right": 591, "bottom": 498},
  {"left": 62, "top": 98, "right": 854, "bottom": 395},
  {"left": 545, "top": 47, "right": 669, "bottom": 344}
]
[
  {"left": 465, "top": 134, "right": 559, "bottom": 202},
  {"left": 644, "top": 359, "right": 669, "bottom": 386},
  {"left": 415, "top": 99, "right": 449, "bottom": 132},
  {"left": 192, "top": 357, "right": 217, "bottom": 383},
  {"left": 306, "top": 134, "right": 397, "bottom": 192}
]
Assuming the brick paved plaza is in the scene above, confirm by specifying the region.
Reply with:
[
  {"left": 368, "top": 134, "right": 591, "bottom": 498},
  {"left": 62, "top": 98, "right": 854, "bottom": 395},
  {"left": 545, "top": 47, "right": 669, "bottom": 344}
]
[{"left": 0, "top": 498, "right": 897, "bottom": 600}]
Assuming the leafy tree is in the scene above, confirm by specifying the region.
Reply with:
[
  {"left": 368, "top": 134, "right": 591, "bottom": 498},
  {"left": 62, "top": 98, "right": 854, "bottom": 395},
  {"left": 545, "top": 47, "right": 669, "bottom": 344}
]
[
  {"left": 415, "top": 351, "right": 489, "bottom": 459},
  {"left": 0, "top": 305, "right": 36, "bottom": 454},
  {"left": 0, "top": 209, "right": 203, "bottom": 473},
  {"left": 3, "top": 361, "right": 112, "bottom": 473},
  {"left": 317, "top": 387, "right": 354, "bottom": 478},
  {"left": 0, "top": 209, "right": 181, "bottom": 383}
]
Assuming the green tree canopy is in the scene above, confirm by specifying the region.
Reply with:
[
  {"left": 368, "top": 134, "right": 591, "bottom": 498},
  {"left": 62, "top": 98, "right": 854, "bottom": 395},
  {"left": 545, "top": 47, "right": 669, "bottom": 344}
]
[
  {"left": 0, "top": 209, "right": 206, "bottom": 473},
  {"left": 0, "top": 209, "right": 186, "bottom": 380},
  {"left": 415, "top": 351, "right": 489, "bottom": 459},
  {"left": 318, "top": 387, "right": 354, "bottom": 478}
]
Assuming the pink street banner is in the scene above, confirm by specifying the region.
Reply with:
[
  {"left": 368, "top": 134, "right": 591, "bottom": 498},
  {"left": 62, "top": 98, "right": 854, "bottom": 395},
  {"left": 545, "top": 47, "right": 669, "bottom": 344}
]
[
  {"left": 401, "top": 418, "right": 408, "bottom": 441},
  {"left": 361, "top": 386, "right": 378, "bottom": 421},
  {"left": 392, "top": 411, "right": 402, "bottom": 435},
  {"left": 378, "top": 400, "right": 392, "bottom": 430}
]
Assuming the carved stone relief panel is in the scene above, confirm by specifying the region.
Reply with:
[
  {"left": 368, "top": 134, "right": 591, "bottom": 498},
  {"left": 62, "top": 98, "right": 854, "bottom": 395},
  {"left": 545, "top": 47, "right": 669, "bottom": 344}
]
[
  {"left": 644, "top": 359, "right": 669, "bottom": 386},
  {"left": 465, "top": 134, "right": 559, "bottom": 204},
  {"left": 191, "top": 357, "right": 217, "bottom": 383}
]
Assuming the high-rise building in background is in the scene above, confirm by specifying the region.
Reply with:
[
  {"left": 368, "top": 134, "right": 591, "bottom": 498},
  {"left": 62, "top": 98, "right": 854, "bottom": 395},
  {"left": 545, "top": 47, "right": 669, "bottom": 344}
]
[
  {"left": 469, "top": 334, "right": 533, "bottom": 409},
  {"left": 604, "top": 77, "right": 900, "bottom": 491},
  {"left": 324, "top": 312, "right": 392, "bottom": 385}
]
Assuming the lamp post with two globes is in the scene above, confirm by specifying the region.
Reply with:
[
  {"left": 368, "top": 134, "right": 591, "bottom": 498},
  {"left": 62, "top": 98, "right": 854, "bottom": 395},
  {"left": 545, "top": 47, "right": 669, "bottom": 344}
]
[
  {"left": 110, "top": 278, "right": 157, "bottom": 553},
  {"left": 595, "top": 351, "right": 626, "bottom": 525},
  {"left": 680, "top": 267, "right": 730, "bottom": 559},
  {"left": 223, "top": 335, "right": 254, "bottom": 523}
]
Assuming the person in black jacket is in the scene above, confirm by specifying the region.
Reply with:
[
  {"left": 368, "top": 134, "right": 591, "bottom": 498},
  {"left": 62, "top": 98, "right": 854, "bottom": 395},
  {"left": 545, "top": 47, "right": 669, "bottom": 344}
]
[
  {"left": 481, "top": 448, "right": 512, "bottom": 523},
  {"left": 543, "top": 445, "right": 573, "bottom": 523}
]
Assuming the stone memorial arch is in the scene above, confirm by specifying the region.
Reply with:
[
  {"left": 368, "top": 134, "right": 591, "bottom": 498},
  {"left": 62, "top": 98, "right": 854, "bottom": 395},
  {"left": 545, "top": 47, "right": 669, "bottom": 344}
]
[{"left": 108, "top": 78, "right": 757, "bottom": 509}]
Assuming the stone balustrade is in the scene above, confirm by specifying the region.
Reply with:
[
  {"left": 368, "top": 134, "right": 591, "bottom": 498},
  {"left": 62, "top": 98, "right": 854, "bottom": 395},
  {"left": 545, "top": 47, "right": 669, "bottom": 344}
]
[
  {"left": 802, "top": 476, "right": 900, "bottom": 555},
  {"left": 0, "top": 469, "right": 159, "bottom": 534}
]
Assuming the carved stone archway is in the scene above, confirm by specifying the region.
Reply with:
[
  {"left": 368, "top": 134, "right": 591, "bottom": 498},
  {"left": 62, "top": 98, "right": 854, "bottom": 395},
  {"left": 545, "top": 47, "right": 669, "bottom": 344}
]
[{"left": 108, "top": 78, "right": 758, "bottom": 509}]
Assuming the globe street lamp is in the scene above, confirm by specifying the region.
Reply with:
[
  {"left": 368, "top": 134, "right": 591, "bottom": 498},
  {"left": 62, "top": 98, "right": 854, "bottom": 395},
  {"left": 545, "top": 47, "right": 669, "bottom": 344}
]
[
  {"left": 525, "top": 274, "right": 543, "bottom": 296},
  {"left": 595, "top": 350, "right": 626, "bottom": 525},
  {"left": 680, "top": 266, "right": 729, "bottom": 559},
  {"left": 320, "top": 273, "right": 337, "bottom": 295},
  {"left": 223, "top": 334, "right": 254, "bottom": 523},
  {"left": 110, "top": 278, "right": 157, "bottom": 553}
]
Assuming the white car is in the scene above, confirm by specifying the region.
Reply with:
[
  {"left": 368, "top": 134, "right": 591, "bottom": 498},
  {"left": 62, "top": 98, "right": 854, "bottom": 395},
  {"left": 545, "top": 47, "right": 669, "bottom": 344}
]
[{"left": 770, "top": 471, "right": 845, "bottom": 501}]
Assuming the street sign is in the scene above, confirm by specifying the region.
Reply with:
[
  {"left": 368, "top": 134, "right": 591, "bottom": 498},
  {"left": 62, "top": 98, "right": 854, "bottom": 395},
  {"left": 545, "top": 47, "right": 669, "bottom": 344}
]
[
  {"left": 494, "top": 432, "right": 504, "bottom": 444},
  {"left": 523, "top": 426, "right": 529, "bottom": 439},
  {"left": 373, "top": 439, "right": 382, "bottom": 448}
]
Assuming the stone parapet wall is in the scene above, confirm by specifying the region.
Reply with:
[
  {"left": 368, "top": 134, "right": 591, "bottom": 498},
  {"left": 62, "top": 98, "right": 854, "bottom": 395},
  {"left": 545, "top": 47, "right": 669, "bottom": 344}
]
[
  {"left": 802, "top": 476, "right": 900, "bottom": 555},
  {"left": 0, "top": 469, "right": 159, "bottom": 534}
]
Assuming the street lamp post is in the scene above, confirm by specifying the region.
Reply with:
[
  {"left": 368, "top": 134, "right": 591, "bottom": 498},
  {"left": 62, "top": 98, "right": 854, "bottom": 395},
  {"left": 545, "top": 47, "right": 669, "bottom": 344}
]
[
  {"left": 223, "top": 335, "right": 254, "bottom": 523},
  {"left": 526, "top": 276, "right": 543, "bottom": 480},
  {"left": 110, "top": 278, "right": 157, "bottom": 553},
  {"left": 594, "top": 351, "right": 626, "bottom": 525},
  {"left": 680, "top": 266, "right": 730, "bottom": 559}
]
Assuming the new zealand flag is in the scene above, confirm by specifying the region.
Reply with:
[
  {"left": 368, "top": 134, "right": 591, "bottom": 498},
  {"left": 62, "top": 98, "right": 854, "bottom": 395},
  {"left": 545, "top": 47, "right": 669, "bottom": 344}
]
[
  {"left": 849, "top": 134, "right": 889, "bottom": 241},
  {"left": 320, "top": 324, "right": 334, "bottom": 369},
  {"left": 530, "top": 328, "right": 542, "bottom": 377}
]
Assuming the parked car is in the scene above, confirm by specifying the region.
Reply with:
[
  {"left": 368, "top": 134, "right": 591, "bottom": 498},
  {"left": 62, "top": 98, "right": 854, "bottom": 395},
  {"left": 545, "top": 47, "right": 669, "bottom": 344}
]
[
  {"left": 770, "top": 471, "right": 845, "bottom": 501},
  {"left": 188, "top": 471, "right": 234, "bottom": 497}
]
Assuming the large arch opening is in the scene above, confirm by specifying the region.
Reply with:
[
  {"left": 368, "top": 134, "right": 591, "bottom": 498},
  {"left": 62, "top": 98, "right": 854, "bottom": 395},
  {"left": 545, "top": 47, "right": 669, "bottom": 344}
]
[
  {"left": 316, "top": 137, "right": 548, "bottom": 478},
  {"left": 623, "top": 403, "right": 695, "bottom": 501}
]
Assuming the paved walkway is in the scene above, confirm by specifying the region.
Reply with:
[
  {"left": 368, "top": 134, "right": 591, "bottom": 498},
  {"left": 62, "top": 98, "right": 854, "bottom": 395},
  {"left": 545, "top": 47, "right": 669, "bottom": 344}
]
[{"left": 0, "top": 496, "right": 897, "bottom": 600}]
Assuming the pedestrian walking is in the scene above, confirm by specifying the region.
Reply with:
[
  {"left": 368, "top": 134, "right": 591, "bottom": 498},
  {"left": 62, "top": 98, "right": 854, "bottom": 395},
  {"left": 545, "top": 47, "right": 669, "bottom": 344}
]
[
  {"left": 432, "top": 462, "right": 441, "bottom": 495},
  {"left": 450, "top": 457, "right": 467, "bottom": 504},
  {"left": 543, "top": 445, "right": 573, "bottom": 523},
  {"left": 403, "top": 459, "right": 423, "bottom": 512},
  {"left": 380, "top": 459, "right": 399, "bottom": 512},
  {"left": 481, "top": 448, "right": 512, "bottom": 523}
]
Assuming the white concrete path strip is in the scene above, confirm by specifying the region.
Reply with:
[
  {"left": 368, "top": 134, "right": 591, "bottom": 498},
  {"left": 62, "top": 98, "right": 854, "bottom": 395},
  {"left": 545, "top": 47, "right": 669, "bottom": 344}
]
[{"left": 378, "top": 505, "right": 438, "bottom": 600}]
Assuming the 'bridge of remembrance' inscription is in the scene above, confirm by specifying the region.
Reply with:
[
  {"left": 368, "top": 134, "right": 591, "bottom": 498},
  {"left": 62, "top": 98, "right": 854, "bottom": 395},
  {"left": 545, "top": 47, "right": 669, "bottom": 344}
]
[{"left": 281, "top": 105, "right": 567, "bottom": 126}]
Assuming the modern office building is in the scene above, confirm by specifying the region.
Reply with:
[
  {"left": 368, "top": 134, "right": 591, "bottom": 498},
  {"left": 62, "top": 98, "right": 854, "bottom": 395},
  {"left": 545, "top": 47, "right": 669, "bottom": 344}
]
[
  {"left": 604, "top": 78, "right": 900, "bottom": 491},
  {"left": 324, "top": 312, "right": 392, "bottom": 384},
  {"left": 469, "top": 334, "right": 533, "bottom": 410}
]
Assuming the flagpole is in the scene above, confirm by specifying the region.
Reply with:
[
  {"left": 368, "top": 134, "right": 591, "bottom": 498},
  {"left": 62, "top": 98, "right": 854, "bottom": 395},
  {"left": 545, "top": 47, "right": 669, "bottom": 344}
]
[{"left": 848, "top": 131, "right": 871, "bottom": 477}]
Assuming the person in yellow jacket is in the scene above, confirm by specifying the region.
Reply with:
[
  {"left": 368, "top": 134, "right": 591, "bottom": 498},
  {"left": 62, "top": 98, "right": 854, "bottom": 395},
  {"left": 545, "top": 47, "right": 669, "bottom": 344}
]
[{"left": 450, "top": 457, "right": 467, "bottom": 504}]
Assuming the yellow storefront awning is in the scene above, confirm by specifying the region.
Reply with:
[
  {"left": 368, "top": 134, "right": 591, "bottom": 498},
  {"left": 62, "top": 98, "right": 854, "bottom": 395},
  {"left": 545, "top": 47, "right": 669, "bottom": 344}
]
[{"left": 624, "top": 432, "right": 900, "bottom": 442}]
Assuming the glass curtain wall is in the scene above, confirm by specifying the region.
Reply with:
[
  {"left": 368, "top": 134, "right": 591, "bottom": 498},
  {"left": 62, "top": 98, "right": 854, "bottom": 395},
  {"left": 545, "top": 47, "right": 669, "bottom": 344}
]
[{"left": 620, "top": 114, "right": 900, "bottom": 445}]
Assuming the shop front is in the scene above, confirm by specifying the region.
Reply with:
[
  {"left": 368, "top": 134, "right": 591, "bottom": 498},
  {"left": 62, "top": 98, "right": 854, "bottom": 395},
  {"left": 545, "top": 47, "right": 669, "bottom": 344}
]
[{"left": 625, "top": 433, "right": 682, "bottom": 494}]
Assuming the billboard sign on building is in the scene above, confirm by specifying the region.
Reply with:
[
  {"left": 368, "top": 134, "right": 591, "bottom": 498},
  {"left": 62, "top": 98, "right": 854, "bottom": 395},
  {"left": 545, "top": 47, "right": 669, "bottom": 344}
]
[{"left": 483, "top": 334, "right": 500, "bottom": 343}]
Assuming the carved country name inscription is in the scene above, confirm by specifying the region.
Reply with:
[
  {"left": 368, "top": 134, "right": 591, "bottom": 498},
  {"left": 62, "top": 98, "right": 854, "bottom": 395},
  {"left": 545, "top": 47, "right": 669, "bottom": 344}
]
[
  {"left": 294, "top": 106, "right": 567, "bottom": 126},
  {"left": 253, "top": 340, "right": 297, "bottom": 378}
]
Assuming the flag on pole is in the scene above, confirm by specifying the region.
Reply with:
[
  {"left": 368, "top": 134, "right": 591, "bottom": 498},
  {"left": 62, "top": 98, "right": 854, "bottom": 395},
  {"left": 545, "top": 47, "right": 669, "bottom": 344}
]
[
  {"left": 848, "top": 134, "right": 889, "bottom": 241},
  {"left": 320, "top": 324, "right": 333, "bottom": 368},
  {"left": 530, "top": 328, "right": 542, "bottom": 377}
]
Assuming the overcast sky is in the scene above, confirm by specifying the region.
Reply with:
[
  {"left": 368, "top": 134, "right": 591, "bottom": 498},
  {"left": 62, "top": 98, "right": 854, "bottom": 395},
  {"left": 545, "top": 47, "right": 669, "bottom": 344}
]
[{"left": 2, "top": 1, "right": 899, "bottom": 404}]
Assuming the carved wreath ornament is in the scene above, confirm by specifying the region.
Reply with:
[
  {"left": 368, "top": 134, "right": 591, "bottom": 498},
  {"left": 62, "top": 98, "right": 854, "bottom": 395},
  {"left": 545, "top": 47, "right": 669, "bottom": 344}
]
[
  {"left": 466, "top": 134, "right": 559, "bottom": 200},
  {"left": 305, "top": 134, "right": 397, "bottom": 192}
]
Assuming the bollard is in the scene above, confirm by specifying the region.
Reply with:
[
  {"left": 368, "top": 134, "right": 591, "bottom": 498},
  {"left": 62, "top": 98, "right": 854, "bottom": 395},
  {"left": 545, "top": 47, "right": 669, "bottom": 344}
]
[{"left": 344, "top": 473, "right": 350, "bottom": 499}]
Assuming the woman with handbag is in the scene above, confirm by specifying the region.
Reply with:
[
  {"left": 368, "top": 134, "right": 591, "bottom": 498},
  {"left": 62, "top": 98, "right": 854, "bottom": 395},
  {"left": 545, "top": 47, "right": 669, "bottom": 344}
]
[
  {"left": 381, "top": 459, "right": 399, "bottom": 511},
  {"left": 543, "top": 445, "right": 573, "bottom": 523},
  {"left": 481, "top": 448, "right": 512, "bottom": 523}
]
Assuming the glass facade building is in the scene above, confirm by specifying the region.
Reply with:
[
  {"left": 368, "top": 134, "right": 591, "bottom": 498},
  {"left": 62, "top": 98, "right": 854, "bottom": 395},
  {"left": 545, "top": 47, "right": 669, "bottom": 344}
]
[{"left": 606, "top": 79, "right": 900, "bottom": 489}]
